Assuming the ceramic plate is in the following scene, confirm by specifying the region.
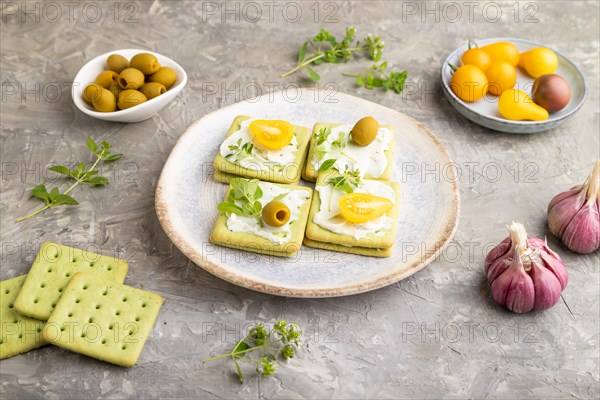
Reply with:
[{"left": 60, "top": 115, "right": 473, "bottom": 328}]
[
  {"left": 155, "top": 89, "right": 460, "bottom": 297},
  {"left": 441, "top": 37, "right": 587, "bottom": 133}
]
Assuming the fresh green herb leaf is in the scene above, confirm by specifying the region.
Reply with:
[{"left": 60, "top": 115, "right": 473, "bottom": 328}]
[
  {"left": 318, "top": 158, "right": 337, "bottom": 172},
  {"left": 307, "top": 67, "right": 320, "bottom": 82},
  {"left": 48, "top": 165, "right": 72, "bottom": 177},
  {"left": 203, "top": 320, "right": 302, "bottom": 384},
  {"left": 217, "top": 202, "right": 244, "bottom": 215},
  {"left": 16, "top": 138, "right": 123, "bottom": 222}
]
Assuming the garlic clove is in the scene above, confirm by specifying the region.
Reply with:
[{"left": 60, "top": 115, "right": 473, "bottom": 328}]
[
  {"left": 490, "top": 248, "right": 535, "bottom": 314},
  {"left": 548, "top": 185, "right": 581, "bottom": 210},
  {"left": 561, "top": 199, "right": 600, "bottom": 254},
  {"left": 485, "top": 238, "right": 511, "bottom": 281},
  {"left": 548, "top": 190, "right": 586, "bottom": 237},
  {"left": 529, "top": 260, "right": 562, "bottom": 311},
  {"left": 530, "top": 237, "right": 569, "bottom": 290}
]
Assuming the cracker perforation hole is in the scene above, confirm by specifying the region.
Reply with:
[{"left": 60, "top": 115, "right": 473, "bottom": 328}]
[
  {"left": 51, "top": 302, "right": 56, "bottom": 308},
  {"left": 68, "top": 313, "right": 73, "bottom": 317},
  {"left": 95, "top": 305, "right": 101, "bottom": 310},
  {"left": 115, "top": 310, "right": 120, "bottom": 316},
  {"left": 33, "top": 298, "right": 38, "bottom": 303},
  {"left": 102, "top": 290, "right": 108, "bottom": 296},
  {"left": 109, "top": 324, "right": 114, "bottom": 330},
  {"left": 8, "top": 303, "right": 13, "bottom": 308},
  {"left": 36, "top": 327, "right": 42, "bottom": 333},
  {"left": 65, "top": 272, "right": 71, "bottom": 278},
  {"left": 135, "top": 317, "right": 140, "bottom": 322},
  {"left": 89, "top": 262, "right": 95, "bottom": 267},
  {"left": 89, "top": 317, "right": 94, "bottom": 323},
  {"left": 83, "top": 285, "right": 88, "bottom": 290},
  {"left": 47, "top": 268, "right": 53, "bottom": 273},
  {"left": 107, "top": 266, "right": 113, "bottom": 271},
  {"left": 122, "top": 297, "right": 127, "bottom": 302},
  {"left": 121, "top": 345, "right": 127, "bottom": 350},
  {"left": 58, "top": 287, "right": 63, "bottom": 293},
  {"left": 40, "top": 283, "right": 45, "bottom": 288},
  {"left": 102, "top": 339, "right": 107, "bottom": 344},
  {"left": 75, "top": 299, "right": 80, "bottom": 304},
  {"left": 4, "top": 289, "right": 9, "bottom": 294}
]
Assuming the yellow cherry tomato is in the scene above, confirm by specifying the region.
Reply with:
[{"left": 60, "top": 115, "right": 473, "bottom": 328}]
[
  {"left": 498, "top": 89, "right": 549, "bottom": 121},
  {"left": 461, "top": 47, "right": 492, "bottom": 72},
  {"left": 338, "top": 193, "right": 393, "bottom": 224},
  {"left": 518, "top": 47, "right": 558, "bottom": 78},
  {"left": 485, "top": 61, "right": 517, "bottom": 96},
  {"left": 450, "top": 65, "right": 488, "bottom": 103},
  {"left": 249, "top": 119, "right": 294, "bottom": 150},
  {"left": 481, "top": 41, "right": 520, "bottom": 67}
]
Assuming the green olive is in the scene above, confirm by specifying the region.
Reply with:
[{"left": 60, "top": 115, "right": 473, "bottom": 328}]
[
  {"left": 140, "top": 82, "right": 166, "bottom": 100},
  {"left": 108, "top": 81, "right": 122, "bottom": 99},
  {"left": 148, "top": 67, "right": 177, "bottom": 89},
  {"left": 91, "top": 88, "right": 116, "bottom": 112},
  {"left": 118, "top": 68, "right": 145, "bottom": 90},
  {"left": 262, "top": 201, "right": 291, "bottom": 227},
  {"left": 82, "top": 82, "right": 103, "bottom": 105},
  {"left": 130, "top": 53, "right": 160, "bottom": 75},
  {"left": 94, "top": 70, "right": 119, "bottom": 89},
  {"left": 118, "top": 89, "right": 147, "bottom": 110},
  {"left": 351, "top": 116, "right": 379, "bottom": 147},
  {"left": 106, "top": 54, "right": 129, "bottom": 73}
]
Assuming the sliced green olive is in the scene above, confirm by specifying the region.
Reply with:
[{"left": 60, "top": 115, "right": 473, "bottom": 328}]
[
  {"left": 262, "top": 201, "right": 291, "bottom": 227},
  {"left": 351, "top": 116, "right": 379, "bottom": 146}
]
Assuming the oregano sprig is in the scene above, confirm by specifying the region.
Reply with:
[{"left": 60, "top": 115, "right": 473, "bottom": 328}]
[
  {"left": 280, "top": 26, "right": 383, "bottom": 82},
  {"left": 16, "top": 138, "right": 122, "bottom": 222},
  {"left": 343, "top": 61, "right": 408, "bottom": 94},
  {"left": 203, "top": 320, "right": 302, "bottom": 384},
  {"left": 280, "top": 26, "right": 407, "bottom": 94},
  {"left": 217, "top": 178, "right": 264, "bottom": 217}
]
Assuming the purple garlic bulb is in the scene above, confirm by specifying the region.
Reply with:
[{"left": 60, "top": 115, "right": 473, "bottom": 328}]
[
  {"left": 485, "top": 222, "right": 568, "bottom": 313},
  {"left": 548, "top": 160, "right": 600, "bottom": 254}
]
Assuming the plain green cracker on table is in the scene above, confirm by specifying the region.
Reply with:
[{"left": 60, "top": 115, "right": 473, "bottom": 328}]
[
  {"left": 14, "top": 242, "right": 128, "bottom": 321},
  {"left": 0, "top": 275, "right": 47, "bottom": 359},
  {"left": 43, "top": 272, "right": 163, "bottom": 367}
]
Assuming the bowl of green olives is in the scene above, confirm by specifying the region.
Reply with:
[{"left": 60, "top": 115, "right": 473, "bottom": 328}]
[{"left": 72, "top": 49, "right": 187, "bottom": 123}]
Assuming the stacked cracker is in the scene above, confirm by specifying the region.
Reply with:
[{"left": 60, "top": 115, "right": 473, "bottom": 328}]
[
  {"left": 210, "top": 116, "right": 400, "bottom": 258},
  {"left": 0, "top": 242, "right": 162, "bottom": 366}
]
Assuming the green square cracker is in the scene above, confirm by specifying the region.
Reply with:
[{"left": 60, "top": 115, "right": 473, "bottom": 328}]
[
  {"left": 213, "top": 169, "right": 301, "bottom": 186},
  {"left": 305, "top": 174, "right": 400, "bottom": 250},
  {"left": 14, "top": 242, "right": 128, "bottom": 321},
  {"left": 302, "top": 238, "right": 394, "bottom": 258},
  {"left": 0, "top": 275, "right": 47, "bottom": 359},
  {"left": 43, "top": 272, "right": 163, "bottom": 367},
  {"left": 212, "top": 115, "right": 311, "bottom": 184},
  {"left": 210, "top": 181, "right": 313, "bottom": 257},
  {"left": 302, "top": 122, "right": 396, "bottom": 182}
]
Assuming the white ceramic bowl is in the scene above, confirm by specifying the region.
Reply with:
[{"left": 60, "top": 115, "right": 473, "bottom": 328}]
[
  {"left": 441, "top": 38, "right": 587, "bottom": 134},
  {"left": 72, "top": 49, "right": 187, "bottom": 123}
]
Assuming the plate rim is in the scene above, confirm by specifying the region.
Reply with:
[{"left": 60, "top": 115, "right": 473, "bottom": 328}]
[
  {"left": 440, "top": 37, "right": 588, "bottom": 129},
  {"left": 155, "top": 88, "right": 461, "bottom": 297}
]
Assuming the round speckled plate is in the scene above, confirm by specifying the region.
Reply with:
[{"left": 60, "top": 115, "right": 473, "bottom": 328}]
[
  {"left": 441, "top": 37, "right": 587, "bottom": 133},
  {"left": 155, "top": 89, "right": 459, "bottom": 297}
]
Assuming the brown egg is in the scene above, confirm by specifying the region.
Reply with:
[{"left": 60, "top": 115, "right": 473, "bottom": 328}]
[{"left": 532, "top": 74, "right": 571, "bottom": 114}]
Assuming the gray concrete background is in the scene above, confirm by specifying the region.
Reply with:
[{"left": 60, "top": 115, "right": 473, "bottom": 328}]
[{"left": 1, "top": 1, "right": 598, "bottom": 398}]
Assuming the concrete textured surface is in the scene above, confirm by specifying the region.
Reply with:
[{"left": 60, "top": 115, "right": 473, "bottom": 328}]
[{"left": 1, "top": 1, "right": 599, "bottom": 399}]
